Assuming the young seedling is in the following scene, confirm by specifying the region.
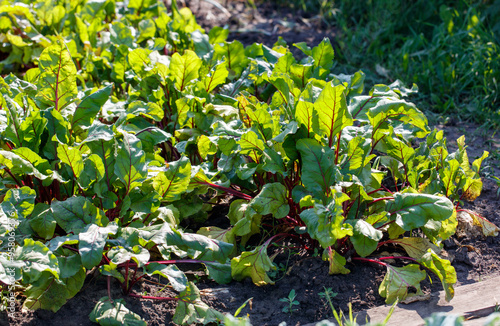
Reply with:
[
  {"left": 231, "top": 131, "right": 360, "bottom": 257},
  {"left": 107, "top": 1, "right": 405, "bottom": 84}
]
[
  {"left": 319, "top": 287, "right": 340, "bottom": 319},
  {"left": 280, "top": 289, "right": 300, "bottom": 315},
  {"left": 319, "top": 287, "right": 338, "bottom": 301}
]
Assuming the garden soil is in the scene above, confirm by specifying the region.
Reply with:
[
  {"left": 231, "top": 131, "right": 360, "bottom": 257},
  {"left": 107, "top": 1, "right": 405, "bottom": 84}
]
[{"left": 2, "top": 1, "right": 500, "bottom": 325}]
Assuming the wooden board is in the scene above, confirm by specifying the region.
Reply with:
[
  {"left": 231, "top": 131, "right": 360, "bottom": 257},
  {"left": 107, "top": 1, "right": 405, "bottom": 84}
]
[{"left": 303, "top": 274, "right": 500, "bottom": 326}]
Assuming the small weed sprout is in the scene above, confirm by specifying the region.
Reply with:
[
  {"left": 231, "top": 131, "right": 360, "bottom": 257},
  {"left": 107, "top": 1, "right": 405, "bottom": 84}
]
[
  {"left": 319, "top": 287, "right": 338, "bottom": 301},
  {"left": 280, "top": 289, "right": 300, "bottom": 315}
]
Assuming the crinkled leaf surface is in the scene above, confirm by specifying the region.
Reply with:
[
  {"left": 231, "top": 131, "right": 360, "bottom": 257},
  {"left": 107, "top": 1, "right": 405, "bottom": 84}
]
[
  {"left": 23, "top": 267, "right": 85, "bottom": 313},
  {"left": 173, "top": 282, "right": 225, "bottom": 325},
  {"left": 379, "top": 264, "right": 426, "bottom": 304},
  {"left": 14, "top": 239, "right": 59, "bottom": 284},
  {"left": 249, "top": 183, "right": 289, "bottom": 219},
  {"left": 300, "top": 190, "right": 351, "bottom": 248},
  {"left": 51, "top": 197, "right": 106, "bottom": 234},
  {"left": 89, "top": 297, "right": 147, "bottom": 326},
  {"left": 231, "top": 243, "right": 276, "bottom": 286}
]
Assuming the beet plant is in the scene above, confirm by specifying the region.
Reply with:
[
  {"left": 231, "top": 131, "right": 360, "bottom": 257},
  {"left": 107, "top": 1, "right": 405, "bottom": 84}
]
[{"left": 0, "top": 0, "right": 498, "bottom": 325}]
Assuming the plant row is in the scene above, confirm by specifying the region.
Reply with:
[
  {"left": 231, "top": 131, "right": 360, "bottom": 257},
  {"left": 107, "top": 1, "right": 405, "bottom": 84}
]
[{"left": 0, "top": 0, "right": 498, "bottom": 324}]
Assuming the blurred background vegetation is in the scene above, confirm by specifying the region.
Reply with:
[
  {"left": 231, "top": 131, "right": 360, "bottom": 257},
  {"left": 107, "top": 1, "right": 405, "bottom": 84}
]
[{"left": 269, "top": 0, "right": 500, "bottom": 128}]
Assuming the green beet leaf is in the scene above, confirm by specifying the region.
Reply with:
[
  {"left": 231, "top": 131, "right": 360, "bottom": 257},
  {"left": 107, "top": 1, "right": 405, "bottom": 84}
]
[
  {"left": 57, "top": 144, "right": 84, "bottom": 179},
  {"left": 418, "top": 250, "right": 457, "bottom": 302},
  {"left": 153, "top": 156, "right": 191, "bottom": 201},
  {"left": 107, "top": 246, "right": 150, "bottom": 268},
  {"left": 127, "top": 48, "right": 152, "bottom": 76},
  {"left": 1, "top": 186, "right": 36, "bottom": 219},
  {"left": 295, "top": 100, "right": 319, "bottom": 137},
  {"left": 297, "top": 138, "right": 340, "bottom": 201},
  {"left": 55, "top": 249, "right": 83, "bottom": 279},
  {"left": 14, "top": 239, "right": 59, "bottom": 284},
  {"left": 137, "top": 19, "right": 156, "bottom": 43},
  {"left": 138, "top": 223, "right": 232, "bottom": 263},
  {"left": 114, "top": 132, "right": 147, "bottom": 194},
  {"left": 249, "top": 183, "right": 289, "bottom": 219},
  {"left": 312, "top": 37, "right": 334, "bottom": 71},
  {"left": 386, "top": 193, "right": 454, "bottom": 231},
  {"left": 3, "top": 103, "right": 46, "bottom": 151},
  {"left": 51, "top": 196, "right": 106, "bottom": 234},
  {"left": 203, "top": 261, "right": 232, "bottom": 284},
  {"left": 228, "top": 199, "right": 261, "bottom": 238},
  {"left": 23, "top": 268, "right": 85, "bottom": 313},
  {"left": 78, "top": 154, "right": 105, "bottom": 190},
  {"left": 314, "top": 83, "right": 352, "bottom": 145},
  {"left": 144, "top": 263, "right": 188, "bottom": 292},
  {"left": 231, "top": 243, "right": 276, "bottom": 286},
  {"left": 43, "top": 108, "right": 71, "bottom": 156},
  {"left": 35, "top": 41, "right": 78, "bottom": 112},
  {"left": 2, "top": 96, "right": 24, "bottom": 148},
  {"left": 0, "top": 150, "right": 52, "bottom": 181},
  {"left": 71, "top": 85, "right": 112, "bottom": 131},
  {"left": 238, "top": 130, "right": 265, "bottom": 163},
  {"left": 350, "top": 219, "right": 383, "bottom": 257},
  {"left": 89, "top": 297, "right": 147, "bottom": 326},
  {"left": 323, "top": 248, "right": 350, "bottom": 275},
  {"left": 300, "top": 190, "right": 352, "bottom": 248},
  {"left": 0, "top": 254, "right": 24, "bottom": 284},
  {"left": 379, "top": 264, "right": 426, "bottom": 304},
  {"left": 367, "top": 98, "right": 429, "bottom": 139},
  {"left": 213, "top": 40, "right": 248, "bottom": 79},
  {"left": 99, "top": 265, "right": 125, "bottom": 283},
  {"left": 392, "top": 237, "right": 442, "bottom": 259},
  {"left": 29, "top": 203, "right": 56, "bottom": 240},
  {"left": 204, "top": 60, "right": 229, "bottom": 93},
  {"left": 79, "top": 223, "right": 119, "bottom": 269},
  {"left": 170, "top": 49, "right": 202, "bottom": 91},
  {"left": 197, "top": 135, "right": 218, "bottom": 159},
  {"left": 173, "top": 282, "right": 225, "bottom": 325}
]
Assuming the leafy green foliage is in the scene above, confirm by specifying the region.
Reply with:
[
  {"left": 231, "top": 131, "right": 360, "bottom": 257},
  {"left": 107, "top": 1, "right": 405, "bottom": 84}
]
[
  {"left": 279, "top": 289, "right": 300, "bottom": 315},
  {"left": 0, "top": 0, "right": 497, "bottom": 323},
  {"left": 89, "top": 297, "right": 147, "bottom": 326}
]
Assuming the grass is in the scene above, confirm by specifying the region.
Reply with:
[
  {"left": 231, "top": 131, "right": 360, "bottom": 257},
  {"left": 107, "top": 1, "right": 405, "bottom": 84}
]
[{"left": 267, "top": 0, "right": 500, "bottom": 128}]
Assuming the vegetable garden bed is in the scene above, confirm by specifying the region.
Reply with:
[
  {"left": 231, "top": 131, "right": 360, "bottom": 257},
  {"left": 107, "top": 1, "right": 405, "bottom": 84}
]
[{"left": 1, "top": 1, "right": 499, "bottom": 326}]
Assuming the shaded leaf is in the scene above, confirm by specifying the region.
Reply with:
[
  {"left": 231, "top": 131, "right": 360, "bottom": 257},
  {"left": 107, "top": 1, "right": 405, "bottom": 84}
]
[{"left": 144, "top": 263, "right": 187, "bottom": 292}]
